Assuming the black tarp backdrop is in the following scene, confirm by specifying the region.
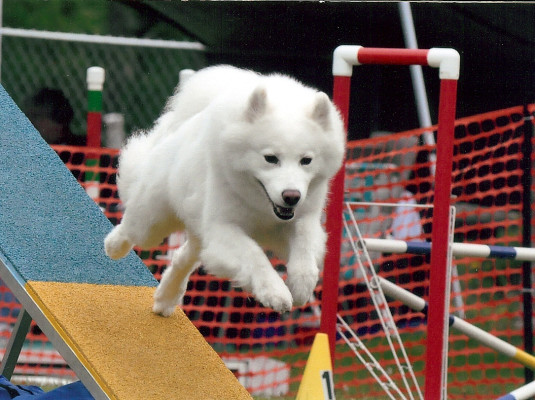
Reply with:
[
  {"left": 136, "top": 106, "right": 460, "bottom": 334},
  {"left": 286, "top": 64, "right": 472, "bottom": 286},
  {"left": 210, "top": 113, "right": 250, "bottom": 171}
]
[{"left": 123, "top": 1, "right": 535, "bottom": 141}]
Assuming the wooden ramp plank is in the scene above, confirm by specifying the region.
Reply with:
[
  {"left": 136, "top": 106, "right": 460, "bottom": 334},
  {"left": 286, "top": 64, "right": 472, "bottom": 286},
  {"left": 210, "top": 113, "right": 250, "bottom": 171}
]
[
  {"left": 27, "top": 282, "right": 251, "bottom": 400},
  {"left": 0, "top": 84, "right": 252, "bottom": 399}
]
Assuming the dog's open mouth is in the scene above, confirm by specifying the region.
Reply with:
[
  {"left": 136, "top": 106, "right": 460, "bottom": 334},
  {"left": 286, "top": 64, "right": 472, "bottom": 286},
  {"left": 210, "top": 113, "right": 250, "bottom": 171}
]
[
  {"left": 257, "top": 180, "right": 295, "bottom": 221},
  {"left": 273, "top": 205, "right": 294, "bottom": 220}
]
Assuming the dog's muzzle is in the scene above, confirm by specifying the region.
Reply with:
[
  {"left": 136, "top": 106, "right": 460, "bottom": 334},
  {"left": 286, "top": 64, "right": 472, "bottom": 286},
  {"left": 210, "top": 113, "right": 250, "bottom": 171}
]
[{"left": 257, "top": 180, "right": 296, "bottom": 221}]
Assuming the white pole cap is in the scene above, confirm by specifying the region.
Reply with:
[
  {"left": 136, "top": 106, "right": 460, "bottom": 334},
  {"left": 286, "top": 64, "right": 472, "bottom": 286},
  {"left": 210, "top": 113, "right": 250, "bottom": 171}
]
[
  {"left": 427, "top": 48, "right": 460, "bottom": 80},
  {"left": 86, "top": 66, "right": 106, "bottom": 91},
  {"left": 332, "top": 45, "right": 362, "bottom": 77}
]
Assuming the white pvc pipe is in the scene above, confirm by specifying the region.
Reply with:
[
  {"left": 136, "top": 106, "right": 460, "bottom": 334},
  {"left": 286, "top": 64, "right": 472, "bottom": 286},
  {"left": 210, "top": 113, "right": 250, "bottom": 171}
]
[
  {"left": 0, "top": 27, "right": 206, "bottom": 51},
  {"left": 86, "top": 66, "right": 105, "bottom": 91},
  {"left": 363, "top": 238, "right": 535, "bottom": 262},
  {"left": 332, "top": 45, "right": 361, "bottom": 77},
  {"left": 398, "top": 2, "right": 437, "bottom": 177},
  {"left": 377, "top": 276, "right": 535, "bottom": 371},
  {"left": 497, "top": 380, "right": 535, "bottom": 400},
  {"left": 377, "top": 276, "right": 426, "bottom": 311},
  {"left": 398, "top": 2, "right": 433, "bottom": 131}
]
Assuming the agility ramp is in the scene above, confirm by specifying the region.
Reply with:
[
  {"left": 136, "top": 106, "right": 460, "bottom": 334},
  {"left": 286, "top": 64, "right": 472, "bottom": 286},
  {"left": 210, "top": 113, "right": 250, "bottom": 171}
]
[{"left": 0, "top": 85, "right": 252, "bottom": 400}]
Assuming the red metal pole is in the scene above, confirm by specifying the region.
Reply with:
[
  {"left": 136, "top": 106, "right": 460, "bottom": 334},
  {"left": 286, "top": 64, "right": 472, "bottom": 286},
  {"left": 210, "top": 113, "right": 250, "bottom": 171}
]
[
  {"left": 357, "top": 47, "right": 429, "bottom": 66},
  {"left": 424, "top": 78, "right": 458, "bottom": 400},
  {"left": 329, "top": 47, "right": 459, "bottom": 396},
  {"left": 320, "top": 75, "right": 351, "bottom": 364}
]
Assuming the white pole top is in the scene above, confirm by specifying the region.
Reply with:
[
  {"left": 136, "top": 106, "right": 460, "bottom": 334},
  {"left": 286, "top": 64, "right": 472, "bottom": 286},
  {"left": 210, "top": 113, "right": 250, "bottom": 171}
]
[
  {"left": 427, "top": 48, "right": 460, "bottom": 80},
  {"left": 332, "top": 45, "right": 362, "bottom": 77},
  {"left": 86, "top": 66, "right": 105, "bottom": 91}
]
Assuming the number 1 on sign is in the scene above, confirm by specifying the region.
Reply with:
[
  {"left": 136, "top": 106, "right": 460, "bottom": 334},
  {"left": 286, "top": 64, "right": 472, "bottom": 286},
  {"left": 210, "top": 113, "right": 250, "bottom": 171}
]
[{"left": 321, "top": 370, "right": 336, "bottom": 400}]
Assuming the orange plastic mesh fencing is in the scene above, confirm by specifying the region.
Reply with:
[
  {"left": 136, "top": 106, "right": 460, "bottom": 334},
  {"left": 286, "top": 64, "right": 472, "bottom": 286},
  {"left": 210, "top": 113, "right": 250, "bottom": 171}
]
[{"left": 0, "top": 105, "right": 532, "bottom": 397}]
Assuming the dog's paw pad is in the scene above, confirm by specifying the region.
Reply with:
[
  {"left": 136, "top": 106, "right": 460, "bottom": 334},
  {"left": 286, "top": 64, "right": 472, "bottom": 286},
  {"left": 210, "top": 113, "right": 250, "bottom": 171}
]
[
  {"left": 152, "top": 301, "right": 176, "bottom": 317},
  {"left": 254, "top": 285, "right": 293, "bottom": 313}
]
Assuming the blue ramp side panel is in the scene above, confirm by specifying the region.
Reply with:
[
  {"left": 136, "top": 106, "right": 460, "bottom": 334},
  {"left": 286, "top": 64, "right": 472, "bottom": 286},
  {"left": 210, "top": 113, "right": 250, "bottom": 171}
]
[{"left": 0, "top": 84, "right": 156, "bottom": 287}]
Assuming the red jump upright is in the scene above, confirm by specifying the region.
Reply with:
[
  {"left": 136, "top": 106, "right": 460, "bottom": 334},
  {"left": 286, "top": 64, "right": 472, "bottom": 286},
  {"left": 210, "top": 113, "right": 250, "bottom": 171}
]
[{"left": 323, "top": 45, "right": 460, "bottom": 400}]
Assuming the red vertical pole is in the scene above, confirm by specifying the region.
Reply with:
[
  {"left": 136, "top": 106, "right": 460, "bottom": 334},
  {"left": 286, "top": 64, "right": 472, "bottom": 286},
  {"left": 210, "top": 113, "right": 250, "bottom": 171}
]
[
  {"left": 424, "top": 78, "right": 458, "bottom": 400},
  {"left": 320, "top": 75, "right": 351, "bottom": 365}
]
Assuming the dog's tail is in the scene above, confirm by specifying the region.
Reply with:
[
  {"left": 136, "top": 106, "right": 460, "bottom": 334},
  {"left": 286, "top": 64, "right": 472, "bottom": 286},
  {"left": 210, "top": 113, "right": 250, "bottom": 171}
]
[{"left": 116, "top": 132, "right": 151, "bottom": 204}]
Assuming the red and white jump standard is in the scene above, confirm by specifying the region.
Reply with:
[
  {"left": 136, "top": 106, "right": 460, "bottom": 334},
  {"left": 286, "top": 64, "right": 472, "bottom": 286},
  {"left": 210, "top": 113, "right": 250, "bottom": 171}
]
[{"left": 321, "top": 45, "right": 460, "bottom": 400}]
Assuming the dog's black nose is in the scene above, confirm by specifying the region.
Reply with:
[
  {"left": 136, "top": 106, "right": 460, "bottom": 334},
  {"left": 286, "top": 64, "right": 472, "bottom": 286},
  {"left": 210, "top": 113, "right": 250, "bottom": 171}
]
[{"left": 282, "top": 190, "right": 301, "bottom": 206}]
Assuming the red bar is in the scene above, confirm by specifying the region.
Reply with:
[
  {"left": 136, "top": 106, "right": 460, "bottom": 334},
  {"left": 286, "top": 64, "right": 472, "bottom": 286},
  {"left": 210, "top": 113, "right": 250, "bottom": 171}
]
[
  {"left": 424, "top": 78, "right": 458, "bottom": 400},
  {"left": 357, "top": 48, "right": 429, "bottom": 66},
  {"left": 321, "top": 75, "right": 351, "bottom": 365}
]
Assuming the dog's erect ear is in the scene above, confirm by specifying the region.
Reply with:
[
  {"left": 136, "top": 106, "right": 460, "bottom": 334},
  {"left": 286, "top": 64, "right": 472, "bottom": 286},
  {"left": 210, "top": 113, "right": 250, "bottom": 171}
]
[
  {"left": 310, "top": 92, "right": 331, "bottom": 130},
  {"left": 244, "top": 86, "right": 267, "bottom": 123}
]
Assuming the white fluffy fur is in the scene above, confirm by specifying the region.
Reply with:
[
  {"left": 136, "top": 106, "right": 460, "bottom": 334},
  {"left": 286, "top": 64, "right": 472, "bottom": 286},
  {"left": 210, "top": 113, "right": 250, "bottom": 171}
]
[{"left": 104, "top": 65, "right": 345, "bottom": 316}]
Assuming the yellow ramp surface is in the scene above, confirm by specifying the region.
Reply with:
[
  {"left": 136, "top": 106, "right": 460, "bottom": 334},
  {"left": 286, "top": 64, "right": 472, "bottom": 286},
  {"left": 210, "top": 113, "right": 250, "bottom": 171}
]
[{"left": 27, "top": 281, "right": 252, "bottom": 400}]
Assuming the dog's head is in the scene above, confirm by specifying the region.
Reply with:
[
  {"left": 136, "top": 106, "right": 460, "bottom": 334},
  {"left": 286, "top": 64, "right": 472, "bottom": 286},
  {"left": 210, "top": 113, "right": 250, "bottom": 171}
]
[{"left": 217, "top": 79, "right": 345, "bottom": 222}]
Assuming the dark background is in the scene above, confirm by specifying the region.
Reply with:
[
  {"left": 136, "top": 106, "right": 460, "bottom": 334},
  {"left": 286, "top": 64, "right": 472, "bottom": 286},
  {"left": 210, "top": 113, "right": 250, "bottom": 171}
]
[{"left": 121, "top": 2, "right": 535, "bottom": 140}]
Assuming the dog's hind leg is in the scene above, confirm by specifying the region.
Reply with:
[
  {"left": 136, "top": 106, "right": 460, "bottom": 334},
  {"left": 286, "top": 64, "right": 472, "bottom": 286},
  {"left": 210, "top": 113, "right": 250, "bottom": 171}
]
[
  {"left": 153, "top": 235, "right": 201, "bottom": 317},
  {"left": 105, "top": 201, "right": 182, "bottom": 260}
]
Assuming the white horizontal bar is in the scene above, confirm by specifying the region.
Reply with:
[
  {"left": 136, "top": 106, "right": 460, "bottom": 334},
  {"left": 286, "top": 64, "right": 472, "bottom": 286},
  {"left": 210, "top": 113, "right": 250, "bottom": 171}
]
[
  {"left": 0, "top": 27, "right": 206, "bottom": 51},
  {"left": 451, "top": 316, "right": 517, "bottom": 358},
  {"left": 345, "top": 201, "right": 434, "bottom": 209},
  {"left": 377, "top": 276, "right": 535, "bottom": 371},
  {"left": 376, "top": 276, "right": 426, "bottom": 311},
  {"left": 362, "top": 238, "right": 535, "bottom": 261},
  {"left": 365, "top": 238, "right": 408, "bottom": 254},
  {"left": 497, "top": 380, "right": 535, "bottom": 400}
]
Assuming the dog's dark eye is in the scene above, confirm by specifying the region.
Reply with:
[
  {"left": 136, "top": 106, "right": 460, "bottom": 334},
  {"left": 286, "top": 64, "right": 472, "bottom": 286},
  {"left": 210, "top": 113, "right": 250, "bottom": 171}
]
[
  {"left": 264, "top": 155, "right": 279, "bottom": 164},
  {"left": 300, "top": 157, "right": 312, "bottom": 166}
]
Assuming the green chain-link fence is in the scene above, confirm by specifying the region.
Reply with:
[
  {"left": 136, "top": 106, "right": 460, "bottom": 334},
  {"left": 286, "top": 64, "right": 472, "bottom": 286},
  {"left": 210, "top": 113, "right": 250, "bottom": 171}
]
[{"left": 0, "top": 30, "right": 206, "bottom": 140}]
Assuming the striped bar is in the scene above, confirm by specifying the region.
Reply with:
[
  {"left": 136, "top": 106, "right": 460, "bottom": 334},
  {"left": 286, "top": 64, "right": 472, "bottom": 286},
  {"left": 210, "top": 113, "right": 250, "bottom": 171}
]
[
  {"left": 363, "top": 238, "right": 535, "bottom": 261},
  {"left": 378, "top": 277, "right": 535, "bottom": 371},
  {"left": 496, "top": 380, "right": 535, "bottom": 400}
]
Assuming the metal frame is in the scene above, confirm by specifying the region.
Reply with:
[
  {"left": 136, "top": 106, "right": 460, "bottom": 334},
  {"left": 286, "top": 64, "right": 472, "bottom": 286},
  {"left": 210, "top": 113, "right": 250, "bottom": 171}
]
[{"left": 0, "top": 258, "right": 110, "bottom": 399}]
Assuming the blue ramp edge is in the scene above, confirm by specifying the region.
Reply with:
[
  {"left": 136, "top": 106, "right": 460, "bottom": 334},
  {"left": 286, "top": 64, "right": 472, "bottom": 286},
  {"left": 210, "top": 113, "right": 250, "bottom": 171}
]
[{"left": 0, "top": 84, "right": 156, "bottom": 287}]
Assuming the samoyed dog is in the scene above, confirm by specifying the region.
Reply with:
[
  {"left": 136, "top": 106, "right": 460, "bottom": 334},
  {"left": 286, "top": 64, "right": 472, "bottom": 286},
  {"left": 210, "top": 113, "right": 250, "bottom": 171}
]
[{"left": 104, "top": 65, "right": 345, "bottom": 316}]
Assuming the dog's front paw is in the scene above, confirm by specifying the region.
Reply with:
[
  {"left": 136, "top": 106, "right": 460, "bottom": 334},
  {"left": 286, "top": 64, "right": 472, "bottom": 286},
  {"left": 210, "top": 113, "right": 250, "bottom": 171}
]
[
  {"left": 286, "top": 267, "right": 319, "bottom": 307},
  {"left": 152, "top": 300, "right": 177, "bottom": 317},
  {"left": 252, "top": 280, "right": 293, "bottom": 313},
  {"left": 152, "top": 285, "right": 181, "bottom": 317}
]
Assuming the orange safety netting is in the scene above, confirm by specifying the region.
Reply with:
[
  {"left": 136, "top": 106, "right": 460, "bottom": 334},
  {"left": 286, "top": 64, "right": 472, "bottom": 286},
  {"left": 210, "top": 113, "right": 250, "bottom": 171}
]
[{"left": 0, "top": 105, "right": 533, "bottom": 397}]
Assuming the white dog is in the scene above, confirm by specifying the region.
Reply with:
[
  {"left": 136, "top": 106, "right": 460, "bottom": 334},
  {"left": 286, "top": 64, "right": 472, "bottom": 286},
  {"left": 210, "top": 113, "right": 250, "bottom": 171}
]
[{"left": 104, "top": 66, "right": 345, "bottom": 316}]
